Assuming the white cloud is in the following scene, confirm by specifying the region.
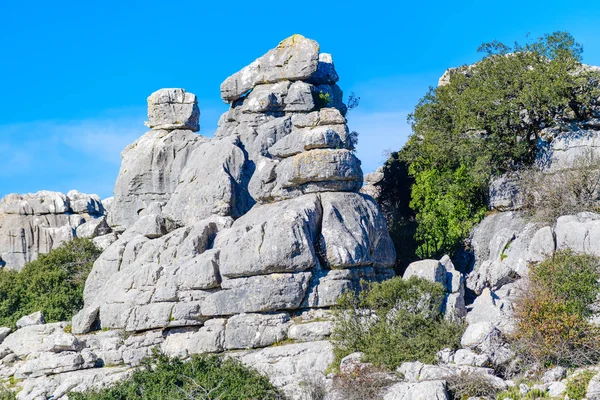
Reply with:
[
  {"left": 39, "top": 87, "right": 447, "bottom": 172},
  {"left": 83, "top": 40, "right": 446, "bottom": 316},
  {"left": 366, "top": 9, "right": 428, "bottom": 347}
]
[
  {"left": 348, "top": 110, "right": 412, "bottom": 173},
  {"left": 0, "top": 113, "right": 145, "bottom": 199}
]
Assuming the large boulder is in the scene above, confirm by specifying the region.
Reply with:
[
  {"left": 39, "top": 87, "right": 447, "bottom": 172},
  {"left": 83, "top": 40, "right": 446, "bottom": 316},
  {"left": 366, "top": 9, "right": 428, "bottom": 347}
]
[
  {"left": 220, "top": 35, "right": 320, "bottom": 102},
  {"left": 146, "top": 88, "right": 200, "bottom": 132}
]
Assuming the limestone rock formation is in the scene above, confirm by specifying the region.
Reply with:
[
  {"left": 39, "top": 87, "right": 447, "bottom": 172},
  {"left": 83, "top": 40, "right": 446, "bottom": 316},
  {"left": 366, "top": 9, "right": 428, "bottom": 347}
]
[
  {"left": 0, "top": 35, "right": 396, "bottom": 399},
  {"left": 0, "top": 190, "right": 110, "bottom": 270}
]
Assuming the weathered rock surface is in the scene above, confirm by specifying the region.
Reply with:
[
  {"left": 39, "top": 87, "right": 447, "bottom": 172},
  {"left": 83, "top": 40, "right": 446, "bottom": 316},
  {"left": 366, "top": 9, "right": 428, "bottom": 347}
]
[
  {"left": 220, "top": 35, "right": 320, "bottom": 102},
  {"left": 145, "top": 88, "right": 200, "bottom": 131},
  {"left": 0, "top": 35, "right": 398, "bottom": 399},
  {"left": 0, "top": 190, "right": 109, "bottom": 270}
]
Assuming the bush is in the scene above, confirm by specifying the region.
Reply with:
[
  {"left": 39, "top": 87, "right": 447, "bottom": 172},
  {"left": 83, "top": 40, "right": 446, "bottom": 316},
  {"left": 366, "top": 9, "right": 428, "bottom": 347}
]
[
  {"left": 0, "top": 387, "right": 15, "bottom": 400},
  {"left": 445, "top": 371, "right": 504, "bottom": 399},
  {"left": 0, "top": 238, "right": 101, "bottom": 328},
  {"left": 330, "top": 365, "right": 396, "bottom": 400},
  {"left": 512, "top": 250, "right": 600, "bottom": 367},
  {"left": 69, "top": 352, "right": 283, "bottom": 400},
  {"left": 520, "top": 150, "right": 600, "bottom": 223},
  {"left": 496, "top": 386, "right": 548, "bottom": 399},
  {"left": 394, "top": 32, "right": 600, "bottom": 258},
  {"left": 332, "top": 276, "right": 464, "bottom": 370},
  {"left": 565, "top": 370, "right": 596, "bottom": 400}
]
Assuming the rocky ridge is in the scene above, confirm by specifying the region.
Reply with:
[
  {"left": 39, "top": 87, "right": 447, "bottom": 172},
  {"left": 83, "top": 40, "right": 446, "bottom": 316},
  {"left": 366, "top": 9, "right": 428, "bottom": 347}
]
[
  {"left": 0, "top": 191, "right": 113, "bottom": 270},
  {"left": 0, "top": 35, "right": 396, "bottom": 399}
]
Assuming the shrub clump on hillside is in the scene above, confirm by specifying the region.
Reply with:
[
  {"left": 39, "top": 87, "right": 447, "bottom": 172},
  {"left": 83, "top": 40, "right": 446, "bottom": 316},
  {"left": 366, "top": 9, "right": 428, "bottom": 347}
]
[
  {"left": 332, "top": 276, "right": 464, "bottom": 370},
  {"left": 69, "top": 352, "right": 283, "bottom": 400},
  {"left": 520, "top": 150, "right": 600, "bottom": 223},
  {"left": 512, "top": 250, "right": 600, "bottom": 368},
  {"left": 379, "top": 31, "right": 600, "bottom": 260},
  {"left": 0, "top": 238, "right": 101, "bottom": 328}
]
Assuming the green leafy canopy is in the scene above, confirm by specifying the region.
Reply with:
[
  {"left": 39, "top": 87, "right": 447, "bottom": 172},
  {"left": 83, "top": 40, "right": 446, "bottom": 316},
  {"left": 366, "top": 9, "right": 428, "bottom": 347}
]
[{"left": 394, "top": 31, "right": 600, "bottom": 258}]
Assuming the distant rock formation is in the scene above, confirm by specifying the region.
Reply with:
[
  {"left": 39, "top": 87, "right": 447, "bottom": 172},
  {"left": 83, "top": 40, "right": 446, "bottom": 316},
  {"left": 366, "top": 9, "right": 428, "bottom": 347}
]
[{"left": 0, "top": 190, "right": 112, "bottom": 270}]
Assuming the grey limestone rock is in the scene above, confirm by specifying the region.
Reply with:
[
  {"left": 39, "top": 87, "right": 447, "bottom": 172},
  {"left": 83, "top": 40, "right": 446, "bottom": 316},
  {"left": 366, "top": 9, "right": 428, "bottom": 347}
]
[
  {"left": 308, "top": 53, "right": 339, "bottom": 85},
  {"left": 0, "top": 190, "right": 107, "bottom": 270},
  {"left": 76, "top": 216, "right": 111, "bottom": 239},
  {"left": 146, "top": 88, "right": 200, "bottom": 132},
  {"left": 162, "top": 137, "right": 252, "bottom": 226},
  {"left": 287, "top": 320, "right": 333, "bottom": 342},
  {"left": 589, "top": 373, "right": 600, "bottom": 400},
  {"left": 224, "top": 313, "right": 290, "bottom": 350},
  {"left": 275, "top": 149, "right": 362, "bottom": 189},
  {"left": 215, "top": 194, "right": 321, "bottom": 278},
  {"left": 284, "top": 81, "right": 315, "bottom": 112},
  {"left": 108, "top": 128, "right": 206, "bottom": 232},
  {"left": 202, "top": 272, "right": 312, "bottom": 316},
  {"left": 383, "top": 380, "right": 449, "bottom": 400},
  {"left": 403, "top": 260, "right": 445, "bottom": 284},
  {"left": 542, "top": 366, "right": 566, "bottom": 384},
  {"left": 319, "top": 192, "right": 396, "bottom": 268},
  {"left": 67, "top": 190, "right": 104, "bottom": 215},
  {"left": 235, "top": 340, "right": 334, "bottom": 399},
  {"left": 161, "top": 319, "right": 226, "bottom": 357},
  {"left": 71, "top": 307, "right": 99, "bottom": 335},
  {"left": 488, "top": 174, "right": 524, "bottom": 211},
  {"left": 555, "top": 212, "right": 600, "bottom": 256},
  {"left": 16, "top": 312, "right": 45, "bottom": 329},
  {"left": 0, "top": 327, "right": 11, "bottom": 344},
  {"left": 269, "top": 126, "right": 344, "bottom": 158},
  {"left": 3, "top": 322, "right": 80, "bottom": 358},
  {"left": 16, "top": 350, "right": 97, "bottom": 379},
  {"left": 220, "top": 34, "right": 320, "bottom": 102}
]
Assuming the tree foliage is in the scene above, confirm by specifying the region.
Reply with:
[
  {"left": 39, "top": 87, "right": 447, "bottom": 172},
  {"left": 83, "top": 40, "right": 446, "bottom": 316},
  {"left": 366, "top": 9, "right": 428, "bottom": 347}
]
[
  {"left": 69, "top": 352, "right": 283, "bottom": 400},
  {"left": 332, "top": 276, "right": 464, "bottom": 370},
  {"left": 512, "top": 250, "right": 600, "bottom": 367},
  {"left": 384, "top": 31, "right": 600, "bottom": 259},
  {"left": 0, "top": 238, "right": 101, "bottom": 327}
]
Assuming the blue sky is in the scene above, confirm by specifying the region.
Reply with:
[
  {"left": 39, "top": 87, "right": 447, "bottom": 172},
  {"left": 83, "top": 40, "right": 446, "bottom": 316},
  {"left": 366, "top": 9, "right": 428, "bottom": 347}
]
[{"left": 1, "top": 1, "right": 600, "bottom": 199}]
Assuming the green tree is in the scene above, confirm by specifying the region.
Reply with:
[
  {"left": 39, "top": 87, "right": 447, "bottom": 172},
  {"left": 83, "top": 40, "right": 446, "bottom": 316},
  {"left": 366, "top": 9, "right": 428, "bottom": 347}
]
[
  {"left": 0, "top": 238, "right": 101, "bottom": 327},
  {"left": 392, "top": 31, "right": 600, "bottom": 259}
]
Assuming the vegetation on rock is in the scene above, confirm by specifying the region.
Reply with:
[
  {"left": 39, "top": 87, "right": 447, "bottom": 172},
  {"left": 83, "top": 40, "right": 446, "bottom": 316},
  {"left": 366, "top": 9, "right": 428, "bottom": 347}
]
[
  {"left": 565, "top": 370, "right": 596, "bottom": 400},
  {"left": 512, "top": 250, "right": 600, "bottom": 367},
  {"left": 0, "top": 238, "right": 101, "bottom": 328},
  {"left": 69, "top": 352, "right": 283, "bottom": 400},
  {"left": 332, "top": 276, "right": 464, "bottom": 370},
  {"left": 378, "top": 31, "right": 600, "bottom": 260}
]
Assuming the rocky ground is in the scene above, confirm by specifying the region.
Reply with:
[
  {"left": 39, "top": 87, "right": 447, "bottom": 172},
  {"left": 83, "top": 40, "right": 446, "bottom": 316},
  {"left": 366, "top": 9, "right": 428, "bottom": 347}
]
[{"left": 1, "top": 34, "right": 600, "bottom": 399}]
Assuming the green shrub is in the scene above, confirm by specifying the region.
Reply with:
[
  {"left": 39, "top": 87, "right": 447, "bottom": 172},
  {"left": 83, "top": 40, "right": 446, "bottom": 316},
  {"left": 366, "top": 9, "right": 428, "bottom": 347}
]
[
  {"left": 0, "top": 238, "right": 101, "bottom": 328},
  {"left": 446, "top": 371, "right": 504, "bottom": 399},
  {"left": 496, "top": 386, "right": 548, "bottom": 399},
  {"left": 566, "top": 370, "right": 596, "bottom": 400},
  {"left": 332, "top": 276, "right": 464, "bottom": 370},
  {"left": 392, "top": 31, "right": 600, "bottom": 258},
  {"left": 520, "top": 150, "right": 600, "bottom": 224},
  {"left": 0, "top": 387, "right": 15, "bottom": 400},
  {"left": 512, "top": 250, "right": 600, "bottom": 367},
  {"left": 69, "top": 352, "right": 283, "bottom": 400}
]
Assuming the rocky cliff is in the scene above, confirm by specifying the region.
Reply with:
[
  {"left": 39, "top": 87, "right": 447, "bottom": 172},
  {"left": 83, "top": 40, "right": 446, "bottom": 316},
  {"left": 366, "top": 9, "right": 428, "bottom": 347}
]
[
  {"left": 0, "top": 35, "right": 396, "bottom": 399},
  {"left": 0, "top": 191, "right": 112, "bottom": 271}
]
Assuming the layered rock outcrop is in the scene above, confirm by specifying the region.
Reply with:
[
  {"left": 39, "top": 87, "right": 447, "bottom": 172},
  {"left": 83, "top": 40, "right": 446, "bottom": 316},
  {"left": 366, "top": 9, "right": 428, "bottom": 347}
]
[
  {"left": 84, "top": 35, "right": 394, "bottom": 339},
  {"left": 0, "top": 35, "right": 396, "bottom": 399},
  {"left": 0, "top": 190, "right": 111, "bottom": 270}
]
